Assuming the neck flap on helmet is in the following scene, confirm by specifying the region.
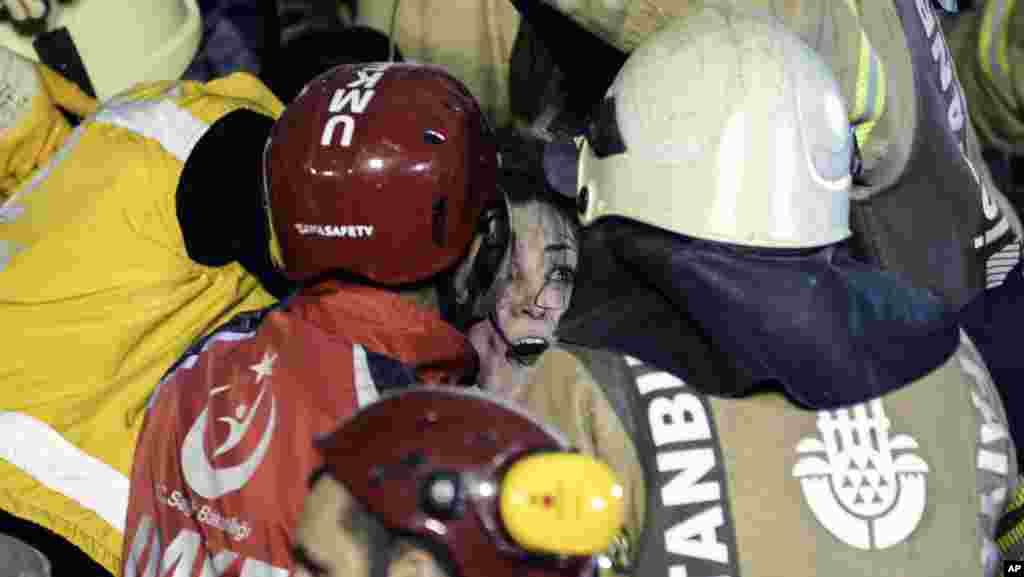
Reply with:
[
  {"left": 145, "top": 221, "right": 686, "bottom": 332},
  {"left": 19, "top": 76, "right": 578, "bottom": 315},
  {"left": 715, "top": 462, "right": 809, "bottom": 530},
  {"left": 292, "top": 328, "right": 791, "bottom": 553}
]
[{"left": 557, "top": 217, "right": 960, "bottom": 410}]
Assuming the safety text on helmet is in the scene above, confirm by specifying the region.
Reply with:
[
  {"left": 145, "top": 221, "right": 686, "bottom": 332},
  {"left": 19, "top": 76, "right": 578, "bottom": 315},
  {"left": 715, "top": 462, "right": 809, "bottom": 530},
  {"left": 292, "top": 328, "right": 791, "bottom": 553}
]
[
  {"left": 295, "top": 223, "right": 374, "bottom": 238},
  {"left": 320, "top": 64, "right": 391, "bottom": 148}
]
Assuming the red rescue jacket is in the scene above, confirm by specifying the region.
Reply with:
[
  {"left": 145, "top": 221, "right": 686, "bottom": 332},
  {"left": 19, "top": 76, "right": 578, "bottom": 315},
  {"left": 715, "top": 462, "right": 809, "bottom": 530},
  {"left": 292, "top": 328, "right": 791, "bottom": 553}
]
[{"left": 122, "top": 281, "right": 477, "bottom": 577}]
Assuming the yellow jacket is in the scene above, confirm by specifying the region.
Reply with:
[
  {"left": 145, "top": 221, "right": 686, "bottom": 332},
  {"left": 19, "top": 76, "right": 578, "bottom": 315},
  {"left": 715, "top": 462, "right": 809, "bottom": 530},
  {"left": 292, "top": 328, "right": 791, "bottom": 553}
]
[{"left": 0, "top": 67, "right": 282, "bottom": 575}]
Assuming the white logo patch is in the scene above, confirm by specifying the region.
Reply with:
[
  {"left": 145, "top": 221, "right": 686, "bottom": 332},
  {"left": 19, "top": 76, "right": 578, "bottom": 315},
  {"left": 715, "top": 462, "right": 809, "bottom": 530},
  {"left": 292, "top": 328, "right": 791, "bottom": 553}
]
[
  {"left": 182, "top": 350, "right": 278, "bottom": 500},
  {"left": 793, "top": 399, "right": 929, "bottom": 549}
]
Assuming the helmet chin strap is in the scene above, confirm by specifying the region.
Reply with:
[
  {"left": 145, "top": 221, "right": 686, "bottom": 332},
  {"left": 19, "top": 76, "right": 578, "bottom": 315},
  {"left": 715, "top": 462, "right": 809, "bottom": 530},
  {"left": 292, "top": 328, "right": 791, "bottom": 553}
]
[{"left": 443, "top": 198, "right": 512, "bottom": 327}]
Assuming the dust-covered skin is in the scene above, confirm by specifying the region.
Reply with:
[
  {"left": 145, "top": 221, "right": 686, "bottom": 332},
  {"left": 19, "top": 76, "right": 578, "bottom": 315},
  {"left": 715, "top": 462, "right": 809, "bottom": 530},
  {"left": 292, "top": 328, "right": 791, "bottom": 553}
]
[
  {"left": 294, "top": 476, "right": 371, "bottom": 577},
  {"left": 294, "top": 475, "right": 448, "bottom": 577},
  {"left": 469, "top": 200, "right": 578, "bottom": 401}
]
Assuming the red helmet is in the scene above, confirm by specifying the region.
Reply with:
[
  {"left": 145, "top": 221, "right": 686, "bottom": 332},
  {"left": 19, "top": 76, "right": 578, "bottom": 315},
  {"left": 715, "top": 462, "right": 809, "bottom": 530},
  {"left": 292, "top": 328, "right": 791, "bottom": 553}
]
[
  {"left": 315, "top": 387, "right": 625, "bottom": 577},
  {"left": 264, "top": 63, "right": 500, "bottom": 284}
]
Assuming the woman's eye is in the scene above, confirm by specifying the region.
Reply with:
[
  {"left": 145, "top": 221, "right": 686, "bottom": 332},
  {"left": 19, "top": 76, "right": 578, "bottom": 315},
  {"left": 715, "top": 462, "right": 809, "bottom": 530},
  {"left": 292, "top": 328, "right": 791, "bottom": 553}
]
[{"left": 549, "top": 267, "right": 576, "bottom": 285}]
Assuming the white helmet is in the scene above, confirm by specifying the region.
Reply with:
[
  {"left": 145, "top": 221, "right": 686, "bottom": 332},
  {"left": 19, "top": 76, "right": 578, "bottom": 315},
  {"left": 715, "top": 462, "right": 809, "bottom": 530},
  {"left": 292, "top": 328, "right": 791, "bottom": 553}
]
[
  {"left": 575, "top": 3, "right": 854, "bottom": 248},
  {"left": 0, "top": 0, "right": 201, "bottom": 101}
]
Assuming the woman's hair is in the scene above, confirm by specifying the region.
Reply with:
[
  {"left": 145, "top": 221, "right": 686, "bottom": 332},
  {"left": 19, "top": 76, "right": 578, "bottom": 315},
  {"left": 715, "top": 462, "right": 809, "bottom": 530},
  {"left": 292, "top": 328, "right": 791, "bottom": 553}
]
[{"left": 495, "top": 128, "right": 581, "bottom": 238}]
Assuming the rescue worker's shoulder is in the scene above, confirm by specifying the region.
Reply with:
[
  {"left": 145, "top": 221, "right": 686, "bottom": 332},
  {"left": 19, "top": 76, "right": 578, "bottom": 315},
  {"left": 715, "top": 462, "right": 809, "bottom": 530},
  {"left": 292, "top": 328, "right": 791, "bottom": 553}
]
[
  {"left": 524, "top": 345, "right": 646, "bottom": 573},
  {"left": 526, "top": 345, "right": 635, "bottom": 438},
  {"left": 112, "top": 72, "right": 284, "bottom": 128},
  {"left": 705, "top": 335, "right": 1015, "bottom": 576},
  {"left": 195, "top": 72, "right": 285, "bottom": 121}
]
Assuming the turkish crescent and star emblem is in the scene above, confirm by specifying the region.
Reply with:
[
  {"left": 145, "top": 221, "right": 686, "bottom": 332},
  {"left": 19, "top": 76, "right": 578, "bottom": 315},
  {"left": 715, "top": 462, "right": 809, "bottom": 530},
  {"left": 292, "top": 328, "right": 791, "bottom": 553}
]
[
  {"left": 793, "top": 399, "right": 930, "bottom": 550},
  {"left": 182, "top": 350, "right": 279, "bottom": 500}
]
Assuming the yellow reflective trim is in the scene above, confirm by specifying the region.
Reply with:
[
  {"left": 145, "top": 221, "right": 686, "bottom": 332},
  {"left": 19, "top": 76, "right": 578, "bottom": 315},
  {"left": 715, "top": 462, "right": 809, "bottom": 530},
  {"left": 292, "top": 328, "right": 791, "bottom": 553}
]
[
  {"left": 853, "top": 33, "right": 885, "bottom": 148},
  {"left": 978, "top": 1, "right": 996, "bottom": 71},
  {"left": 997, "top": 0, "right": 1016, "bottom": 80},
  {"left": 979, "top": 0, "right": 1014, "bottom": 85},
  {"left": 838, "top": 0, "right": 885, "bottom": 148},
  {"left": 0, "top": 412, "right": 130, "bottom": 533},
  {"left": 861, "top": 46, "right": 886, "bottom": 148},
  {"left": 852, "top": 33, "right": 872, "bottom": 122}
]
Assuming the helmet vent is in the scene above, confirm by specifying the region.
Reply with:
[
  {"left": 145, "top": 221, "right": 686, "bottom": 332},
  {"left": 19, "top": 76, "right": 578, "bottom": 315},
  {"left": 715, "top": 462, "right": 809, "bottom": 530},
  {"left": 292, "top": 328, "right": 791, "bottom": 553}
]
[
  {"left": 432, "top": 196, "right": 448, "bottom": 246},
  {"left": 424, "top": 129, "right": 447, "bottom": 144}
]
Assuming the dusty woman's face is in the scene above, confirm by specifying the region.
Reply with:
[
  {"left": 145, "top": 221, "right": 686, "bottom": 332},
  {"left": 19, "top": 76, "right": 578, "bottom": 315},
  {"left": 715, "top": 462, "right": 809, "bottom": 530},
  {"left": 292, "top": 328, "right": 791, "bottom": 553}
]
[{"left": 468, "top": 200, "right": 578, "bottom": 400}]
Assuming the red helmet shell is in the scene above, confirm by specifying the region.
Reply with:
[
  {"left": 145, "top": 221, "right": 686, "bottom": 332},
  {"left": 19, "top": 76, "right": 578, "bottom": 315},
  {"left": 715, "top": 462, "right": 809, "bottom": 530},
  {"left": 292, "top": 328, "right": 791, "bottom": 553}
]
[
  {"left": 264, "top": 63, "right": 499, "bottom": 284},
  {"left": 317, "top": 388, "right": 596, "bottom": 577}
]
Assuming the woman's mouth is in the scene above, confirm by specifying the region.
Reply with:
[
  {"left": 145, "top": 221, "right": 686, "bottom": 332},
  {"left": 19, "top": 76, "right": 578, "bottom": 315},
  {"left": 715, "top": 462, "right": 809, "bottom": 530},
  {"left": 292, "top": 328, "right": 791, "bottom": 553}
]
[
  {"left": 506, "top": 337, "right": 550, "bottom": 366},
  {"left": 486, "top": 314, "right": 551, "bottom": 367}
]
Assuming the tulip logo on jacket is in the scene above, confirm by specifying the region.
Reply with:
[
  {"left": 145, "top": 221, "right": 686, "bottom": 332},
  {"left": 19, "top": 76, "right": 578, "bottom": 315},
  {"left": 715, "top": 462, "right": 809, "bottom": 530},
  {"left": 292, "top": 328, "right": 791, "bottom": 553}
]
[
  {"left": 182, "top": 350, "right": 279, "bottom": 500},
  {"left": 793, "top": 399, "right": 929, "bottom": 549}
]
